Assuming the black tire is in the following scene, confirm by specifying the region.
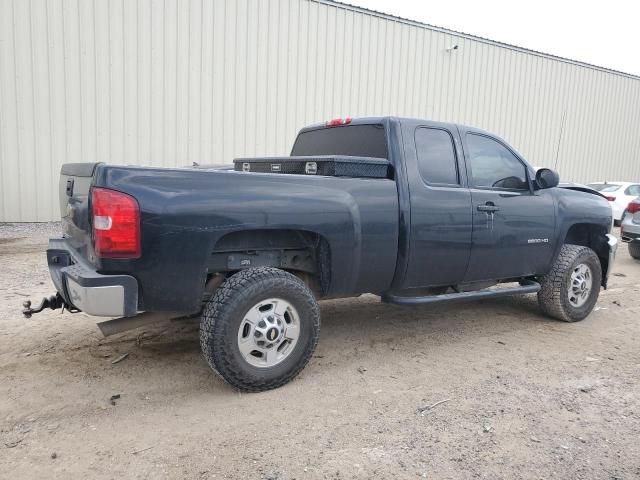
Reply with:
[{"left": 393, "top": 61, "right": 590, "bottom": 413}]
[
  {"left": 200, "top": 267, "right": 320, "bottom": 392},
  {"left": 537, "top": 244, "right": 602, "bottom": 322},
  {"left": 629, "top": 242, "right": 640, "bottom": 260}
]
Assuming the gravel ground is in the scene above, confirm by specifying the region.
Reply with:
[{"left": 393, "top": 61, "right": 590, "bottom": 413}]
[
  {"left": 0, "top": 222, "right": 62, "bottom": 239},
  {"left": 1, "top": 223, "right": 639, "bottom": 479}
]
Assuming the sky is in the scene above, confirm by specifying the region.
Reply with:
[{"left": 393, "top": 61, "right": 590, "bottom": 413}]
[{"left": 345, "top": 0, "right": 640, "bottom": 76}]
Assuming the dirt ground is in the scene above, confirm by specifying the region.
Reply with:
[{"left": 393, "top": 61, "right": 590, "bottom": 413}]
[{"left": 1, "top": 223, "right": 639, "bottom": 480}]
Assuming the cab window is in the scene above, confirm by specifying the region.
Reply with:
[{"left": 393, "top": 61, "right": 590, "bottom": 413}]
[
  {"left": 466, "top": 134, "right": 528, "bottom": 191},
  {"left": 415, "top": 127, "right": 459, "bottom": 185}
]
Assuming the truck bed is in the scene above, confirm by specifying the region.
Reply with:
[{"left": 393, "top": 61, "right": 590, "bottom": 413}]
[{"left": 61, "top": 163, "right": 400, "bottom": 313}]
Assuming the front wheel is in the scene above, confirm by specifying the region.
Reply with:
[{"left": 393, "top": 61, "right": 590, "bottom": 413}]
[
  {"left": 537, "top": 244, "right": 602, "bottom": 322},
  {"left": 200, "top": 267, "right": 320, "bottom": 392}
]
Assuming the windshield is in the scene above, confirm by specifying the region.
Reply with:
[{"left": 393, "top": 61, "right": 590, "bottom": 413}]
[
  {"left": 586, "top": 183, "right": 622, "bottom": 192},
  {"left": 291, "top": 124, "right": 388, "bottom": 158}
]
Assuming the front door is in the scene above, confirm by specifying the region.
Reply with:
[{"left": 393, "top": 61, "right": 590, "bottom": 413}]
[{"left": 461, "top": 131, "right": 556, "bottom": 282}]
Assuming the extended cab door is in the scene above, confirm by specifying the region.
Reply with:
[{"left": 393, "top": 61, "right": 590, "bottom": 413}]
[
  {"left": 460, "top": 129, "right": 556, "bottom": 282},
  {"left": 401, "top": 122, "right": 473, "bottom": 289}
]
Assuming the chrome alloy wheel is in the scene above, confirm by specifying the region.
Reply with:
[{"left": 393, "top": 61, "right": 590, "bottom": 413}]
[
  {"left": 237, "top": 298, "right": 300, "bottom": 368},
  {"left": 568, "top": 263, "right": 593, "bottom": 308}
]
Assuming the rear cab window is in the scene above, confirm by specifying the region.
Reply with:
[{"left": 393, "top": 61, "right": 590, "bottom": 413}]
[
  {"left": 414, "top": 127, "right": 459, "bottom": 186},
  {"left": 291, "top": 124, "right": 388, "bottom": 158}
]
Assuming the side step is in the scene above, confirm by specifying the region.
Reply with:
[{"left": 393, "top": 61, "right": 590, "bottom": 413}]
[{"left": 381, "top": 280, "right": 541, "bottom": 306}]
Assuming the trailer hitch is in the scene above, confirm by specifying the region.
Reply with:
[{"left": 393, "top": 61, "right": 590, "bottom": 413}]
[{"left": 22, "top": 293, "right": 77, "bottom": 318}]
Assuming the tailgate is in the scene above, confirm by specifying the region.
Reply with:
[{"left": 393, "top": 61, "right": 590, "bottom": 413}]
[{"left": 59, "top": 163, "right": 100, "bottom": 252}]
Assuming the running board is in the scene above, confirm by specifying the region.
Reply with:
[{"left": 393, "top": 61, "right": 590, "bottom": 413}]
[{"left": 381, "top": 280, "right": 541, "bottom": 306}]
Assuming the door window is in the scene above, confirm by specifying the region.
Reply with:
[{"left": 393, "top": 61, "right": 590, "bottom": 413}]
[
  {"left": 415, "top": 128, "right": 459, "bottom": 185},
  {"left": 624, "top": 185, "right": 640, "bottom": 196},
  {"left": 467, "top": 134, "right": 528, "bottom": 191}
]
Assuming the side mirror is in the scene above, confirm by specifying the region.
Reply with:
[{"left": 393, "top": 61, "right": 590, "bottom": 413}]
[{"left": 535, "top": 168, "right": 560, "bottom": 189}]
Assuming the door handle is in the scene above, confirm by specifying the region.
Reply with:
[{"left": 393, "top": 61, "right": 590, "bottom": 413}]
[{"left": 477, "top": 202, "right": 500, "bottom": 213}]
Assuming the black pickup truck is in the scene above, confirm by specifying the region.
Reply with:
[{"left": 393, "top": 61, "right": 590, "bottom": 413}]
[{"left": 25, "top": 116, "right": 617, "bottom": 391}]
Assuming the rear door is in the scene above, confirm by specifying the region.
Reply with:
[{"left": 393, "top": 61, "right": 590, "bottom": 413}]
[
  {"left": 402, "top": 122, "right": 472, "bottom": 288},
  {"left": 460, "top": 130, "right": 555, "bottom": 282}
]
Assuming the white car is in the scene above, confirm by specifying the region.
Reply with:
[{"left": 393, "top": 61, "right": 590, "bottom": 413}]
[
  {"left": 586, "top": 182, "right": 640, "bottom": 224},
  {"left": 621, "top": 197, "right": 640, "bottom": 259}
]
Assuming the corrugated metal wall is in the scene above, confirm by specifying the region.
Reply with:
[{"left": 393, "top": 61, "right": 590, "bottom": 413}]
[{"left": 1, "top": 0, "right": 639, "bottom": 221}]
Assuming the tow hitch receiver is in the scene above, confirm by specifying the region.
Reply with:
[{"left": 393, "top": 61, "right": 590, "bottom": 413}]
[{"left": 22, "top": 294, "right": 75, "bottom": 318}]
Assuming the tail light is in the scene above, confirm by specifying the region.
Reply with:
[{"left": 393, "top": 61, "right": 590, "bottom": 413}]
[
  {"left": 91, "top": 187, "right": 141, "bottom": 258},
  {"left": 605, "top": 196, "right": 616, "bottom": 202},
  {"left": 627, "top": 200, "right": 640, "bottom": 214}
]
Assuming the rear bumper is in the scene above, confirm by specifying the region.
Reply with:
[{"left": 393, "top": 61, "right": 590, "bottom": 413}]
[
  {"left": 47, "top": 238, "right": 138, "bottom": 317},
  {"left": 620, "top": 215, "right": 640, "bottom": 243}
]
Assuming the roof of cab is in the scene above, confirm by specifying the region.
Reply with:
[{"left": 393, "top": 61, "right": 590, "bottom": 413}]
[
  {"left": 298, "top": 116, "right": 494, "bottom": 135},
  {"left": 299, "top": 116, "right": 464, "bottom": 132}
]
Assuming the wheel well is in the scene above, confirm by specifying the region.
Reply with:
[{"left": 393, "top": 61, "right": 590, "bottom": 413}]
[
  {"left": 207, "top": 229, "right": 331, "bottom": 296},
  {"left": 563, "top": 223, "right": 610, "bottom": 285}
]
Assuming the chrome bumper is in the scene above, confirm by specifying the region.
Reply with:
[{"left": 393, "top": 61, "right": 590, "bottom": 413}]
[
  {"left": 620, "top": 214, "right": 640, "bottom": 243},
  {"left": 604, "top": 234, "right": 618, "bottom": 288},
  {"left": 66, "top": 277, "right": 127, "bottom": 317},
  {"left": 47, "top": 238, "right": 138, "bottom": 317}
]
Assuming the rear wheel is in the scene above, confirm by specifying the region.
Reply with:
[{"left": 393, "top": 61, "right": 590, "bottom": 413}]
[
  {"left": 629, "top": 242, "right": 640, "bottom": 260},
  {"left": 537, "top": 244, "right": 602, "bottom": 322},
  {"left": 200, "top": 267, "right": 320, "bottom": 392}
]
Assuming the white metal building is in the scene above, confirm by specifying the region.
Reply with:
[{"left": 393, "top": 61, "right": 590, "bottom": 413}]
[{"left": 1, "top": 0, "right": 639, "bottom": 222}]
